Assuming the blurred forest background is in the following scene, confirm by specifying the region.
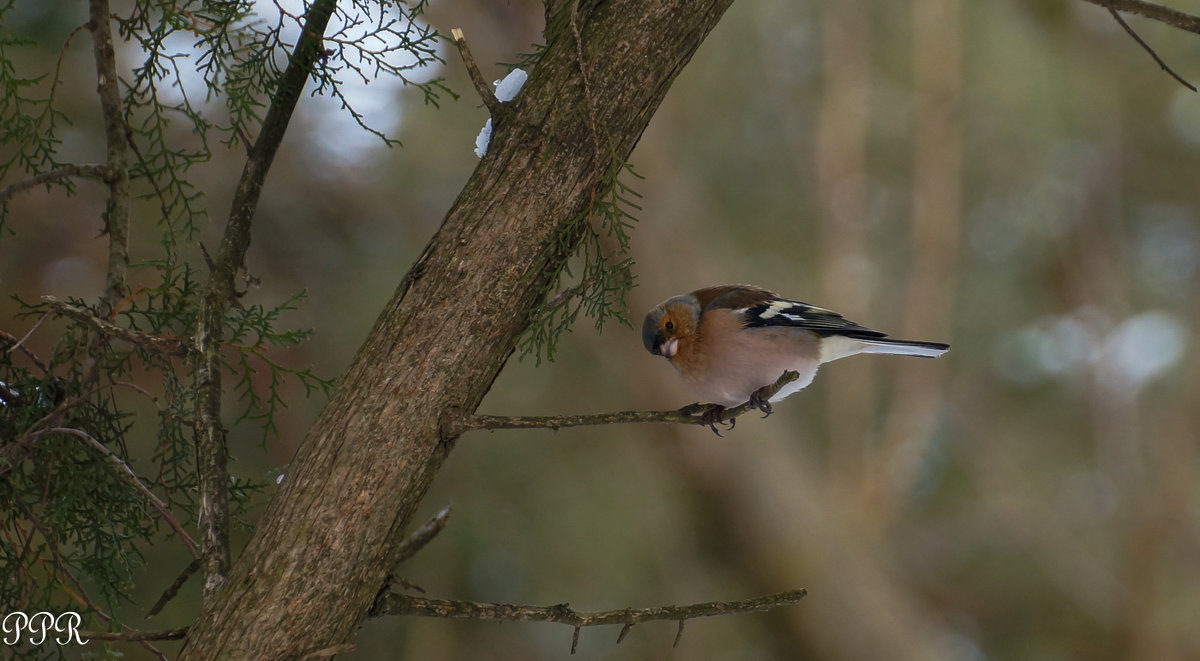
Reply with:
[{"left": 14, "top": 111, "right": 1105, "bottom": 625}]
[{"left": 3, "top": 0, "right": 1200, "bottom": 659}]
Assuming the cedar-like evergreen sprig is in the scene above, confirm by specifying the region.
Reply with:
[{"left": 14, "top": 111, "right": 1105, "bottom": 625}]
[
  {"left": 0, "top": 1, "right": 70, "bottom": 236},
  {"left": 0, "top": 0, "right": 451, "bottom": 648},
  {"left": 226, "top": 290, "right": 335, "bottom": 444},
  {"left": 517, "top": 160, "right": 642, "bottom": 364}
]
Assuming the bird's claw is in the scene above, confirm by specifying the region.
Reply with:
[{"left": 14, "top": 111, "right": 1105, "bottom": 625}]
[
  {"left": 748, "top": 387, "right": 773, "bottom": 418},
  {"left": 698, "top": 404, "right": 733, "bottom": 436}
]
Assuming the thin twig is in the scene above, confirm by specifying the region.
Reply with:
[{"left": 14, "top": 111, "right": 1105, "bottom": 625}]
[
  {"left": 454, "top": 371, "right": 800, "bottom": 436},
  {"left": 377, "top": 589, "right": 807, "bottom": 654},
  {"left": 1106, "top": 6, "right": 1197, "bottom": 91},
  {"left": 393, "top": 504, "right": 452, "bottom": 566},
  {"left": 5, "top": 312, "right": 50, "bottom": 356},
  {"left": 450, "top": 28, "right": 503, "bottom": 117},
  {"left": 78, "top": 627, "right": 190, "bottom": 642},
  {"left": 370, "top": 505, "right": 452, "bottom": 615},
  {"left": 40, "top": 427, "right": 199, "bottom": 559},
  {"left": 147, "top": 558, "right": 201, "bottom": 618},
  {"left": 42, "top": 296, "right": 192, "bottom": 357},
  {"left": 542, "top": 284, "right": 583, "bottom": 312},
  {"left": 0, "top": 164, "right": 114, "bottom": 205},
  {"left": 0, "top": 329, "right": 46, "bottom": 371},
  {"left": 1079, "top": 0, "right": 1200, "bottom": 35},
  {"left": 1, "top": 319, "right": 51, "bottom": 373},
  {"left": 192, "top": 0, "right": 338, "bottom": 602}
]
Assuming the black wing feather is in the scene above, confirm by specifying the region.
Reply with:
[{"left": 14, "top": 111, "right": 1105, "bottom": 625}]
[{"left": 741, "top": 300, "right": 887, "bottom": 340}]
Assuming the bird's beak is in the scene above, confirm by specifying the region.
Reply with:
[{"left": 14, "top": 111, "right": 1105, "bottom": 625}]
[
  {"left": 660, "top": 337, "right": 679, "bottom": 359},
  {"left": 641, "top": 308, "right": 678, "bottom": 360}
]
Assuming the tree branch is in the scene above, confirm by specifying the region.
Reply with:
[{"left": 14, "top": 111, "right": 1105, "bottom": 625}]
[
  {"left": 1105, "top": 6, "right": 1196, "bottom": 90},
  {"left": 371, "top": 506, "right": 453, "bottom": 615},
  {"left": 393, "top": 505, "right": 452, "bottom": 567},
  {"left": 1, "top": 319, "right": 51, "bottom": 372},
  {"left": 450, "top": 29, "right": 503, "bottom": 118},
  {"left": 147, "top": 558, "right": 201, "bottom": 618},
  {"left": 376, "top": 589, "right": 807, "bottom": 654},
  {"left": 1078, "top": 0, "right": 1200, "bottom": 35},
  {"left": 82, "top": 588, "right": 806, "bottom": 651},
  {"left": 87, "top": 0, "right": 132, "bottom": 311},
  {"left": 192, "top": 0, "right": 337, "bottom": 603},
  {"left": 453, "top": 370, "right": 801, "bottom": 436},
  {"left": 42, "top": 296, "right": 191, "bottom": 357},
  {"left": 0, "top": 163, "right": 115, "bottom": 205},
  {"left": 79, "top": 627, "right": 190, "bottom": 643}
]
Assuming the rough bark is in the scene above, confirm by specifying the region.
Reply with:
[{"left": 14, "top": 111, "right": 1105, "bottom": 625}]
[{"left": 177, "top": 0, "right": 735, "bottom": 657}]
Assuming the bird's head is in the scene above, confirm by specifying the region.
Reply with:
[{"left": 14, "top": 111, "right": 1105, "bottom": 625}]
[{"left": 641, "top": 295, "right": 700, "bottom": 360}]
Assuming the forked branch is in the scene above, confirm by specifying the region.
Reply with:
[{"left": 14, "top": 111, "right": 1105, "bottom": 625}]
[{"left": 42, "top": 296, "right": 191, "bottom": 357}]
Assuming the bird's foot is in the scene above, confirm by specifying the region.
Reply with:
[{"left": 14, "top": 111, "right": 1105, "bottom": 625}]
[
  {"left": 748, "top": 386, "right": 774, "bottom": 418},
  {"left": 697, "top": 404, "right": 734, "bottom": 436}
]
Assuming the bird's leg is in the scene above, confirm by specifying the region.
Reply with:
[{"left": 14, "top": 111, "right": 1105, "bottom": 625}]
[
  {"left": 748, "top": 386, "right": 774, "bottom": 418},
  {"left": 697, "top": 403, "right": 733, "bottom": 436}
]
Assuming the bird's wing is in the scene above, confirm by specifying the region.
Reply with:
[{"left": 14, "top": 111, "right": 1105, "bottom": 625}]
[
  {"left": 739, "top": 297, "right": 886, "bottom": 339},
  {"left": 693, "top": 285, "right": 777, "bottom": 312}
]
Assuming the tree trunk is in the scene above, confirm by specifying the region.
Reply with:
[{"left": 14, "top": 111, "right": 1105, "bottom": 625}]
[{"left": 178, "top": 0, "right": 735, "bottom": 657}]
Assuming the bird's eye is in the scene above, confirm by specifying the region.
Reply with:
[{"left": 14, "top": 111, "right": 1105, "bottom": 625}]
[{"left": 664, "top": 320, "right": 674, "bottom": 331}]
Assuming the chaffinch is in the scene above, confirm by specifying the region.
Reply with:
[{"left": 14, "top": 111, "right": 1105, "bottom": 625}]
[{"left": 642, "top": 285, "right": 949, "bottom": 416}]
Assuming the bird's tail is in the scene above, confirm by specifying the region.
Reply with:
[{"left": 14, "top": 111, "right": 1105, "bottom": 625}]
[{"left": 819, "top": 336, "right": 950, "bottom": 363}]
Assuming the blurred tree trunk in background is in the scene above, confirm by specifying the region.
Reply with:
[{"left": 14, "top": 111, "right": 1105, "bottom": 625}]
[
  {"left": 642, "top": 1, "right": 966, "bottom": 659},
  {"left": 869, "top": 0, "right": 962, "bottom": 525},
  {"left": 815, "top": 0, "right": 876, "bottom": 486},
  {"left": 177, "top": 0, "right": 735, "bottom": 658}
]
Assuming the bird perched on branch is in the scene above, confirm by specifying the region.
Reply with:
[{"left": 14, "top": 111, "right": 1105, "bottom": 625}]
[{"left": 642, "top": 285, "right": 949, "bottom": 422}]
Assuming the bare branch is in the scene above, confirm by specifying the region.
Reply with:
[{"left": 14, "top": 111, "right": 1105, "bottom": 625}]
[
  {"left": 78, "top": 627, "right": 190, "bottom": 642},
  {"left": 1079, "top": 0, "right": 1200, "bottom": 35},
  {"left": 87, "top": 0, "right": 133, "bottom": 311},
  {"left": 1106, "top": 6, "right": 1197, "bottom": 90},
  {"left": 83, "top": 588, "right": 805, "bottom": 651},
  {"left": 2, "top": 315, "right": 51, "bottom": 371},
  {"left": 376, "top": 589, "right": 807, "bottom": 653},
  {"left": 0, "top": 164, "right": 114, "bottom": 205},
  {"left": 450, "top": 28, "right": 503, "bottom": 117},
  {"left": 393, "top": 505, "right": 452, "bottom": 566},
  {"left": 370, "top": 506, "right": 453, "bottom": 616},
  {"left": 147, "top": 559, "right": 201, "bottom": 618},
  {"left": 42, "top": 296, "right": 191, "bottom": 357},
  {"left": 193, "top": 0, "right": 338, "bottom": 602},
  {"left": 453, "top": 370, "right": 800, "bottom": 436}
]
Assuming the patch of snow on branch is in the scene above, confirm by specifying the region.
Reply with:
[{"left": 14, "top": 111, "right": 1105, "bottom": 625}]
[{"left": 474, "top": 68, "right": 527, "bottom": 158}]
